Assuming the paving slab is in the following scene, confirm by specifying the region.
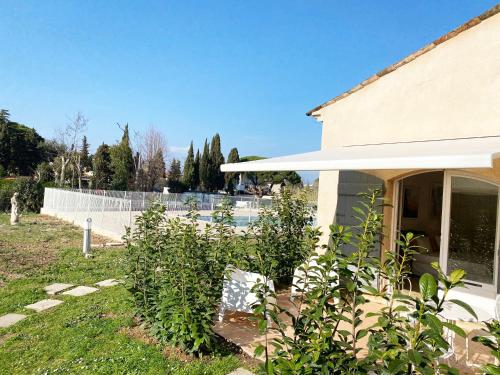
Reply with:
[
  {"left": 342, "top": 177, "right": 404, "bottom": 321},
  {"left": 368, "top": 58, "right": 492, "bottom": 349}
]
[
  {"left": 227, "top": 369, "right": 254, "bottom": 375},
  {"left": 26, "top": 299, "right": 63, "bottom": 312},
  {"left": 44, "top": 283, "right": 74, "bottom": 295},
  {"left": 62, "top": 286, "right": 99, "bottom": 297},
  {"left": 0, "top": 313, "right": 27, "bottom": 328},
  {"left": 95, "top": 279, "right": 121, "bottom": 287}
]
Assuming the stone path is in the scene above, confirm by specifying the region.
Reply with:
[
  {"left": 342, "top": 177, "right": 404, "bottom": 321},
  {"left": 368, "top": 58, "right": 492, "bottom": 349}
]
[
  {"left": 228, "top": 368, "right": 254, "bottom": 375},
  {"left": 0, "top": 313, "right": 26, "bottom": 328},
  {"left": 62, "top": 286, "right": 99, "bottom": 296},
  {"left": 44, "top": 283, "right": 74, "bottom": 295},
  {"left": 95, "top": 279, "right": 121, "bottom": 287},
  {"left": 26, "top": 299, "right": 63, "bottom": 312},
  {"left": 0, "top": 279, "right": 122, "bottom": 330}
]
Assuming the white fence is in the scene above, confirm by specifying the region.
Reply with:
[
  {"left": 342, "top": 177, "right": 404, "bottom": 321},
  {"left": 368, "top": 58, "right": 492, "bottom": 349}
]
[
  {"left": 64, "top": 188, "right": 269, "bottom": 212},
  {"left": 42, "top": 188, "right": 134, "bottom": 241},
  {"left": 41, "top": 188, "right": 268, "bottom": 241}
]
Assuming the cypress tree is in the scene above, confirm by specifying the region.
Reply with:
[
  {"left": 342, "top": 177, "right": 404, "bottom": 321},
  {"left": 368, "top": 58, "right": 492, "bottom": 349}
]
[
  {"left": 80, "top": 136, "right": 91, "bottom": 171},
  {"left": 92, "top": 143, "right": 112, "bottom": 189},
  {"left": 225, "top": 147, "right": 240, "bottom": 195},
  {"left": 199, "top": 139, "right": 210, "bottom": 192},
  {"left": 110, "top": 124, "right": 134, "bottom": 190},
  {"left": 167, "top": 158, "right": 184, "bottom": 193},
  {"left": 209, "top": 133, "right": 225, "bottom": 191},
  {"left": 193, "top": 149, "right": 200, "bottom": 191},
  {"left": 182, "top": 141, "right": 196, "bottom": 190}
]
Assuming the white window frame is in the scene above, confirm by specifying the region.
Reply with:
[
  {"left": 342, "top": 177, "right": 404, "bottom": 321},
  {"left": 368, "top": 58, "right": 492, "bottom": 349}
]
[{"left": 439, "top": 171, "right": 500, "bottom": 298}]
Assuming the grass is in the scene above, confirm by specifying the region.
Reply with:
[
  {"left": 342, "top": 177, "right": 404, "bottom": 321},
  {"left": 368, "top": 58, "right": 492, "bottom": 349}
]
[{"left": 0, "top": 214, "right": 244, "bottom": 374}]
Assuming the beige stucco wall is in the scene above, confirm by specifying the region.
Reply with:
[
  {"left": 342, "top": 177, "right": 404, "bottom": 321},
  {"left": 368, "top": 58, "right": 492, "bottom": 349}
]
[{"left": 315, "top": 12, "right": 500, "bottom": 244}]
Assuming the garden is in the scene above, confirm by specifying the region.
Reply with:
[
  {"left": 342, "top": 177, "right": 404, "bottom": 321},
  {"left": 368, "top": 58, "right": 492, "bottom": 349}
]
[{"left": 126, "top": 189, "right": 500, "bottom": 374}]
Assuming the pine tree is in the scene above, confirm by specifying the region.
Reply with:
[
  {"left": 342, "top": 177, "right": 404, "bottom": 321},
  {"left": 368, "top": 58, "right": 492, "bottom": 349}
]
[
  {"left": 225, "top": 147, "right": 240, "bottom": 195},
  {"left": 80, "top": 136, "right": 91, "bottom": 171},
  {"left": 209, "top": 133, "right": 225, "bottom": 191},
  {"left": 193, "top": 149, "right": 200, "bottom": 191},
  {"left": 92, "top": 143, "right": 112, "bottom": 189},
  {"left": 110, "top": 124, "right": 134, "bottom": 190},
  {"left": 199, "top": 139, "right": 210, "bottom": 192},
  {"left": 182, "top": 141, "right": 196, "bottom": 190}
]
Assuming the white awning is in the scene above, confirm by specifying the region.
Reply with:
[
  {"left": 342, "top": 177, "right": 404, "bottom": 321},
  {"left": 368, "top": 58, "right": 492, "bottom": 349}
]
[{"left": 221, "top": 137, "right": 500, "bottom": 172}]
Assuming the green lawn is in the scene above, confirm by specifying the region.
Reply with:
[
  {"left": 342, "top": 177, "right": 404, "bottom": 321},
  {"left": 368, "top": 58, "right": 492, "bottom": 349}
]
[{"left": 0, "top": 214, "right": 244, "bottom": 374}]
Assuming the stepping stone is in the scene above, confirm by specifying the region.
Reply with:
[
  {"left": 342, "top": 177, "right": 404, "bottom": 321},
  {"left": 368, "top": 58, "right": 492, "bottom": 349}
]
[
  {"left": 228, "top": 369, "right": 254, "bottom": 375},
  {"left": 62, "top": 286, "right": 98, "bottom": 297},
  {"left": 0, "top": 313, "right": 26, "bottom": 328},
  {"left": 95, "top": 279, "right": 121, "bottom": 287},
  {"left": 44, "top": 283, "right": 74, "bottom": 295},
  {"left": 26, "top": 299, "right": 63, "bottom": 312}
]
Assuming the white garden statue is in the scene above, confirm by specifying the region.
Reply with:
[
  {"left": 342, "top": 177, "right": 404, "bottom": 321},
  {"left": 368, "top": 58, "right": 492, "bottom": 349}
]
[{"left": 10, "top": 192, "right": 20, "bottom": 225}]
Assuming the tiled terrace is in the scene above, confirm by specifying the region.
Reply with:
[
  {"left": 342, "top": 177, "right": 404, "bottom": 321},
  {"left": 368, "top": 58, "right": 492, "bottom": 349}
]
[{"left": 214, "top": 289, "right": 495, "bottom": 374}]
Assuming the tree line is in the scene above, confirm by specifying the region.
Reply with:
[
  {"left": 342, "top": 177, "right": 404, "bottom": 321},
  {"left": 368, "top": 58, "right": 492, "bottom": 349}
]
[{"left": 0, "top": 109, "right": 301, "bottom": 195}]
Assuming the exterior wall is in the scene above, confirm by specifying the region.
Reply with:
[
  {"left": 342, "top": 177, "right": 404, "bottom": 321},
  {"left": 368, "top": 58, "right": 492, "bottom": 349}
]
[
  {"left": 316, "top": 170, "right": 339, "bottom": 247},
  {"left": 314, "top": 12, "right": 500, "bottom": 243},
  {"left": 314, "top": 12, "right": 500, "bottom": 147}
]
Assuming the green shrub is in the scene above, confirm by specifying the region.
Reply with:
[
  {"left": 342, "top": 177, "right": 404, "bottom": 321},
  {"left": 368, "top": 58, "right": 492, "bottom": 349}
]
[
  {"left": 252, "top": 189, "right": 474, "bottom": 374},
  {"left": 0, "top": 178, "right": 16, "bottom": 212},
  {"left": 126, "top": 198, "right": 239, "bottom": 354},
  {"left": 248, "top": 189, "right": 314, "bottom": 284},
  {"left": 0, "top": 177, "right": 44, "bottom": 212},
  {"left": 474, "top": 320, "right": 500, "bottom": 374},
  {"left": 14, "top": 177, "right": 44, "bottom": 212}
]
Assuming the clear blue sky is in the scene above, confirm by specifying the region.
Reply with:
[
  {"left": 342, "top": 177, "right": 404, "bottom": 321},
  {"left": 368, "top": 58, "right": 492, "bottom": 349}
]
[{"left": 0, "top": 1, "right": 497, "bottom": 182}]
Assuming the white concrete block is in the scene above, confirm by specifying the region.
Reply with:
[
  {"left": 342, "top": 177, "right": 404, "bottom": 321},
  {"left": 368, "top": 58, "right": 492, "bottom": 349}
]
[
  {"left": 44, "top": 283, "right": 74, "bottom": 295},
  {"left": 26, "top": 299, "right": 63, "bottom": 312},
  {"left": 0, "top": 313, "right": 26, "bottom": 328},
  {"left": 95, "top": 279, "right": 121, "bottom": 287},
  {"left": 62, "top": 286, "right": 99, "bottom": 297},
  {"left": 227, "top": 369, "right": 254, "bottom": 375}
]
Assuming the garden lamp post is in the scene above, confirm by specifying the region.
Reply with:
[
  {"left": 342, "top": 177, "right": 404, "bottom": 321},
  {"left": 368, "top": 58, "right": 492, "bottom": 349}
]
[{"left": 83, "top": 218, "right": 92, "bottom": 258}]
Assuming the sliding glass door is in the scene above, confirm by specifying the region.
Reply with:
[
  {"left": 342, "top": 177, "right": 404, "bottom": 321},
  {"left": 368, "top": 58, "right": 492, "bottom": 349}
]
[{"left": 440, "top": 173, "right": 500, "bottom": 296}]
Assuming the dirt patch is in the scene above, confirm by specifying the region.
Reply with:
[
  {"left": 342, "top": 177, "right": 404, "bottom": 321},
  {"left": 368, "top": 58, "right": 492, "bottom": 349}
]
[
  {"left": 0, "top": 333, "right": 14, "bottom": 346},
  {"left": 120, "top": 325, "right": 159, "bottom": 346},
  {"left": 120, "top": 320, "right": 259, "bottom": 369}
]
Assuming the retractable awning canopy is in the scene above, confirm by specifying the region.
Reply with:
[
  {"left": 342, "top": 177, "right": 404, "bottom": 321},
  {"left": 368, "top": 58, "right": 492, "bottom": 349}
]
[{"left": 221, "top": 137, "right": 500, "bottom": 172}]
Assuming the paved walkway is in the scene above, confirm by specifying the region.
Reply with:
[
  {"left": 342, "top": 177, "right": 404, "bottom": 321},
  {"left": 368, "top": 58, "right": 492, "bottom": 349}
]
[
  {"left": 214, "top": 289, "right": 494, "bottom": 374},
  {"left": 0, "top": 279, "right": 122, "bottom": 329}
]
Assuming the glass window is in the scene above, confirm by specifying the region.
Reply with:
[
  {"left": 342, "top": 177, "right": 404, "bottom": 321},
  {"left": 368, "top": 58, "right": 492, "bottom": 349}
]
[{"left": 447, "top": 177, "right": 498, "bottom": 285}]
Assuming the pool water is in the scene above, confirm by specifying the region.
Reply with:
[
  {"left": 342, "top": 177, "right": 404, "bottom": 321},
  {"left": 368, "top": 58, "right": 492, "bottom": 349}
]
[{"left": 197, "top": 215, "right": 258, "bottom": 227}]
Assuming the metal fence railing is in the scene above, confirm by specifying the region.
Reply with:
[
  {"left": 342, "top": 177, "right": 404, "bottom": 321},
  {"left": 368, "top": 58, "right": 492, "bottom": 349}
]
[
  {"left": 64, "top": 188, "right": 272, "bottom": 212},
  {"left": 41, "top": 188, "right": 271, "bottom": 240}
]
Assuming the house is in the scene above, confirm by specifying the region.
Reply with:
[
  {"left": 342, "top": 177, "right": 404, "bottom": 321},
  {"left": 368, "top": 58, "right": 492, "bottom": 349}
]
[{"left": 222, "top": 5, "right": 500, "bottom": 319}]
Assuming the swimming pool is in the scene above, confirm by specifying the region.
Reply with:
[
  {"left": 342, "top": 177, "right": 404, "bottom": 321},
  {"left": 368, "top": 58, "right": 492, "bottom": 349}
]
[{"left": 197, "top": 215, "right": 258, "bottom": 227}]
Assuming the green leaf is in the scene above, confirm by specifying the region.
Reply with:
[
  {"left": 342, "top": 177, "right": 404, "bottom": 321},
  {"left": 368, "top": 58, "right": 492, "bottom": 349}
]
[
  {"left": 442, "top": 322, "right": 466, "bottom": 338},
  {"left": 449, "top": 269, "right": 466, "bottom": 285},
  {"left": 419, "top": 273, "right": 437, "bottom": 300},
  {"left": 448, "top": 299, "right": 478, "bottom": 320},
  {"left": 254, "top": 344, "right": 265, "bottom": 357},
  {"left": 408, "top": 349, "right": 422, "bottom": 365}
]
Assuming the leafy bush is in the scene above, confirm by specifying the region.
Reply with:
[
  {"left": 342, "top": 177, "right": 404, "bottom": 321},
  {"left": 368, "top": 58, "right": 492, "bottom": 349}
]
[
  {"left": 248, "top": 189, "right": 314, "bottom": 284},
  {"left": 473, "top": 320, "right": 500, "bottom": 374},
  {"left": 126, "top": 198, "right": 240, "bottom": 354},
  {"left": 0, "top": 177, "right": 44, "bottom": 212},
  {"left": 252, "top": 189, "right": 474, "bottom": 374},
  {"left": 14, "top": 177, "right": 44, "bottom": 212},
  {"left": 0, "top": 178, "right": 15, "bottom": 211}
]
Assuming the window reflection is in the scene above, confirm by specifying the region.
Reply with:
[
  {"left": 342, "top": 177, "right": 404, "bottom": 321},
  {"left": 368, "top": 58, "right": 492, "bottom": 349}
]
[{"left": 447, "top": 177, "right": 498, "bottom": 285}]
